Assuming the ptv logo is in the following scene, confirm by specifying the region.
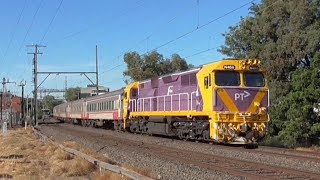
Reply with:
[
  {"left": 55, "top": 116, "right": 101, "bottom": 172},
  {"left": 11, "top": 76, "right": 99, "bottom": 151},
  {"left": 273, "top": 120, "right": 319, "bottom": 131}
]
[{"left": 234, "top": 91, "right": 250, "bottom": 101}]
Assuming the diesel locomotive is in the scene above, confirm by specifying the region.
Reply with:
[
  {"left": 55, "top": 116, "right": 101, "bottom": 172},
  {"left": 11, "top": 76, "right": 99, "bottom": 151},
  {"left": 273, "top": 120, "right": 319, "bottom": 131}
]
[{"left": 53, "top": 59, "right": 269, "bottom": 144}]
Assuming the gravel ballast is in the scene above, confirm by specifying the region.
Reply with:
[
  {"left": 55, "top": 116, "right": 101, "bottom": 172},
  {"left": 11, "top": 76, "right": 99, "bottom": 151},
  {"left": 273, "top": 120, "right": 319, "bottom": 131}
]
[{"left": 38, "top": 123, "right": 320, "bottom": 179}]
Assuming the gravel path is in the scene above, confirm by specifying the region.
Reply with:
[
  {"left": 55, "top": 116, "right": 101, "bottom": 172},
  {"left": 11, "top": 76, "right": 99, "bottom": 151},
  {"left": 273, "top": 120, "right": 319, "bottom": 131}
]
[{"left": 38, "top": 123, "right": 320, "bottom": 180}]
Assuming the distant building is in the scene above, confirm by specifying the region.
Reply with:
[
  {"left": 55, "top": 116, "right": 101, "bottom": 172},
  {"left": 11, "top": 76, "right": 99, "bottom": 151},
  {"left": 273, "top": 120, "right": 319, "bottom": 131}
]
[
  {"left": 79, "top": 85, "right": 109, "bottom": 99},
  {"left": 0, "top": 93, "right": 21, "bottom": 113},
  {"left": 0, "top": 93, "right": 22, "bottom": 125}
]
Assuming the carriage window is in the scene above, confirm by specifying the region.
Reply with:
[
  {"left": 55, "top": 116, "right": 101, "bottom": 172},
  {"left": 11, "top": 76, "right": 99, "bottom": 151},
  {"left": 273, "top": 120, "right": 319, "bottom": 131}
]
[
  {"left": 244, "top": 72, "right": 265, "bottom": 87},
  {"left": 215, "top": 71, "right": 240, "bottom": 86}
]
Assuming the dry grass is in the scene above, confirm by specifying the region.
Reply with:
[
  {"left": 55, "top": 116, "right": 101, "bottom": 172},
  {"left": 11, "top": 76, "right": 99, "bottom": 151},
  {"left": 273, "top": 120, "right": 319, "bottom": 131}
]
[
  {"left": 121, "top": 162, "right": 154, "bottom": 179},
  {"left": 63, "top": 141, "right": 155, "bottom": 179},
  {"left": 91, "top": 170, "right": 130, "bottom": 180},
  {"left": 296, "top": 146, "right": 320, "bottom": 153},
  {"left": 63, "top": 141, "right": 116, "bottom": 164},
  {"left": 0, "top": 128, "right": 124, "bottom": 179}
]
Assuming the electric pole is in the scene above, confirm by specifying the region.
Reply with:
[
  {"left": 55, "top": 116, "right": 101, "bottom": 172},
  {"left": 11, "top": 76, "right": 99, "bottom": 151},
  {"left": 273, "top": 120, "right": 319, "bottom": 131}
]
[
  {"left": 1, "top": 78, "right": 16, "bottom": 124},
  {"left": 96, "top": 45, "right": 99, "bottom": 96},
  {"left": 18, "top": 80, "right": 26, "bottom": 120},
  {"left": 64, "top": 76, "right": 67, "bottom": 99},
  {"left": 27, "top": 44, "right": 45, "bottom": 126}
]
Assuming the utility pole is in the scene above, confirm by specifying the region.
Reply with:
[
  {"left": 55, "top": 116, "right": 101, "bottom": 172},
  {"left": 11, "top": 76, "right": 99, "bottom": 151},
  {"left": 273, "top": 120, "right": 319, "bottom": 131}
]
[
  {"left": 18, "top": 80, "right": 26, "bottom": 120},
  {"left": 27, "top": 44, "right": 45, "bottom": 126},
  {"left": 96, "top": 45, "right": 99, "bottom": 96},
  {"left": 26, "top": 95, "right": 29, "bottom": 118},
  {"left": 10, "top": 93, "right": 12, "bottom": 128},
  {"left": 1, "top": 78, "right": 16, "bottom": 125},
  {"left": 64, "top": 76, "right": 67, "bottom": 99}
]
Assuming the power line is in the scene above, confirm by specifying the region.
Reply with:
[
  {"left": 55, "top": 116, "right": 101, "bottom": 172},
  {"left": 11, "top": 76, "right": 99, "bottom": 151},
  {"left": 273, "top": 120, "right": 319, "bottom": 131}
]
[
  {"left": 10, "top": 0, "right": 45, "bottom": 86},
  {"left": 40, "top": 0, "right": 64, "bottom": 44},
  {"left": 3, "top": 0, "right": 28, "bottom": 58},
  {"left": 185, "top": 0, "right": 284, "bottom": 59},
  {"left": 62, "top": 0, "right": 145, "bottom": 40},
  {"left": 185, "top": 46, "right": 219, "bottom": 59},
  {"left": 100, "top": 1, "right": 254, "bottom": 75},
  {"left": 152, "top": 0, "right": 256, "bottom": 51},
  {"left": 99, "top": 3, "right": 192, "bottom": 73},
  {"left": 18, "top": 0, "right": 45, "bottom": 53},
  {"left": 197, "top": 0, "right": 200, "bottom": 28}
]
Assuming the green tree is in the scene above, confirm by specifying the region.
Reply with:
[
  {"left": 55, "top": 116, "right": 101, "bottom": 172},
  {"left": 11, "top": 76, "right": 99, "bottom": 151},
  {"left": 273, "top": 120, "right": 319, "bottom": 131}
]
[
  {"left": 65, "top": 87, "right": 80, "bottom": 102},
  {"left": 123, "top": 51, "right": 192, "bottom": 81},
  {"left": 219, "top": 0, "right": 320, "bottom": 81},
  {"left": 271, "top": 52, "right": 320, "bottom": 147},
  {"left": 42, "top": 95, "right": 62, "bottom": 114},
  {"left": 219, "top": 0, "right": 320, "bottom": 146}
]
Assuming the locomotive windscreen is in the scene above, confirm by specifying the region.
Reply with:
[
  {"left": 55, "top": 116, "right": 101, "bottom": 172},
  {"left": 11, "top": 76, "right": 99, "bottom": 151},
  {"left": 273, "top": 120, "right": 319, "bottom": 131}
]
[
  {"left": 244, "top": 72, "right": 265, "bottom": 87},
  {"left": 215, "top": 71, "right": 240, "bottom": 86}
]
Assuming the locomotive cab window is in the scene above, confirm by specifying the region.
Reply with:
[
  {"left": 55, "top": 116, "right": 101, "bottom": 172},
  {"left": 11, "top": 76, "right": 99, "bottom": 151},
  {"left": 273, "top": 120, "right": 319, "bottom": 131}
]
[
  {"left": 244, "top": 72, "right": 265, "bottom": 87},
  {"left": 215, "top": 71, "right": 240, "bottom": 86},
  {"left": 204, "top": 76, "right": 209, "bottom": 89},
  {"left": 131, "top": 89, "right": 137, "bottom": 98}
]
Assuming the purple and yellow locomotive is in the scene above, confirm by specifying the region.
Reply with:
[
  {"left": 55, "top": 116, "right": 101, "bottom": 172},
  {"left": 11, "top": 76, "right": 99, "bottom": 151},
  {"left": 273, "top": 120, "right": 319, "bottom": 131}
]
[{"left": 54, "top": 59, "right": 269, "bottom": 144}]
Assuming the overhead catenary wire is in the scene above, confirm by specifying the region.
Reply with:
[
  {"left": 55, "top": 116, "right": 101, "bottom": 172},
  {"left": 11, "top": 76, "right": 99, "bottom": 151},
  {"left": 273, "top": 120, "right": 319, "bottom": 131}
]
[
  {"left": 18, "top": 0, "right": 45, "bottom": 54},
  {"left": 62, "top": 0, "right": 145, "bottom": 40},
  {"left": 99, "top": 4, "right": 193, "bottom": 74},
  {"left": 1, "top": 0, "right": 28, "bottom": 82},
  {"left": 98, "top": 2, "right": 190, "bottom": 70},
  {"left": 28, "top": 0, "right": 282, "bottom": 93},
  {"left": 40, "top": 0, "right": 64, "bottom": 44},
  {"left": 99, "top": 0, "right": 256, "bottom": 76},
  {"left": 184, "top": 0, "right": 284, "bottom": 59},
  {"left": 3, "top": 0, "right": 28, "bottom": 58},
  {"left": 152, "top": 0, "right": 256, "bottom": 51},
  {"left": 14, "top": 0, "right": 63, "bottom": 94}
]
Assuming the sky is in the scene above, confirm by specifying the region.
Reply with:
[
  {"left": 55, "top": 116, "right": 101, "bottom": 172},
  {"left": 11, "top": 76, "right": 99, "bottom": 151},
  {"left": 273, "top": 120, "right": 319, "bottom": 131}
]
[{"left": 0, "top": 0, "right": 259, "bottom": 98}]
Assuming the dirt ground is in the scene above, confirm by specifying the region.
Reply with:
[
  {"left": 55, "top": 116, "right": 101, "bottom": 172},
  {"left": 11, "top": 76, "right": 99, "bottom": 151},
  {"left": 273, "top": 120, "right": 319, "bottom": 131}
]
[{"left": 0, "top": 128, "right": 124, "bottom": 180}]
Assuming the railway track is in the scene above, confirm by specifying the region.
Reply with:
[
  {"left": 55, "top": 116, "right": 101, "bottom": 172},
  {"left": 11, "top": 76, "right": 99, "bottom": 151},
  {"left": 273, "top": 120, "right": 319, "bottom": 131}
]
[
  {"left": 42, "top": 118, "right": 320, "bottom": 164},
  {"left": 212, "top": 144, "right": 320, "bottom": 164},
  {"left": 39, "top": 123, "right": 320, "bottom": 180}
]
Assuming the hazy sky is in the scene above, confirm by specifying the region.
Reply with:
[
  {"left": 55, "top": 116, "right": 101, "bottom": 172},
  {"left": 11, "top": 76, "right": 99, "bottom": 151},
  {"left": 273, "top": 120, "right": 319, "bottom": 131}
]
[{"left": 0, "top": 0, "right": 258, "bottom": 97}]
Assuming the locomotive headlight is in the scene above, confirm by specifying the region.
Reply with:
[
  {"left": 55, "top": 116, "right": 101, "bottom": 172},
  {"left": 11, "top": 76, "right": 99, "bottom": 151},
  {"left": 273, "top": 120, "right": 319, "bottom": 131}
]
[
  {"left": 259, "top": 107, "right": 267, "bottom": 115},
  {"left": 253, "top": 60, "right": 258, "bottom": 65},
  {"left": 257, "top": 60, "right": 261, "bottom": 65}
]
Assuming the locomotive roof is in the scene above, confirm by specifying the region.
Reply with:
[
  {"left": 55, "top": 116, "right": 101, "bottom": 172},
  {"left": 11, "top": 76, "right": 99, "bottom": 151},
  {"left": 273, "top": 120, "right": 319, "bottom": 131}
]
[{"left": 140, "top": 58, "right": 254, "bottom": 83}]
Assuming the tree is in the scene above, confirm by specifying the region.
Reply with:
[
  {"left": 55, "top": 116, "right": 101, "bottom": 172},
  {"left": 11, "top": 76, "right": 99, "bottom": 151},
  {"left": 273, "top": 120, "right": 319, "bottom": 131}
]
[
  {"left": 123, "top": 51, "right": 192, "bottom": 81},
  {"left": 42, "top": 95, "right": 62, "bottom": 114},
  {"left": 219, "top": 0, "right": 320, "bottom": 81},
  {"left": 219, "top": 0, "right": 320, "bottom": 147},
  {"left": 65, "top": 87, "right": 80, "bottom": 102},
  {"left": 271, "top": 52, "right": 320, "bottom": 147}
]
